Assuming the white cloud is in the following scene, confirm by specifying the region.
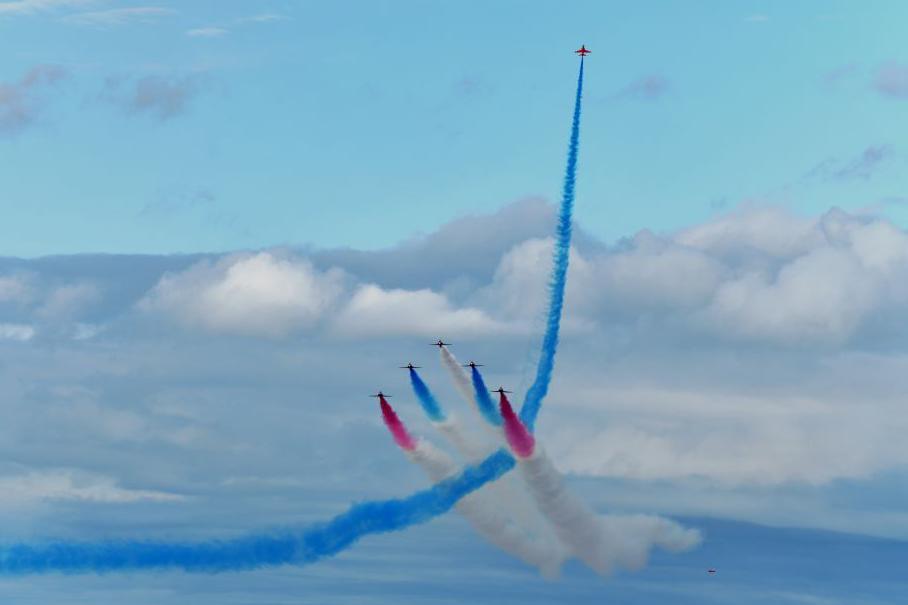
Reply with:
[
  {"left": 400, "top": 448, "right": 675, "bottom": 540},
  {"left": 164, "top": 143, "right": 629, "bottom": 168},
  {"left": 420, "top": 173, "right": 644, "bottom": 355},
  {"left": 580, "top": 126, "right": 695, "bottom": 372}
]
[
  {"left": 0, "top": 470, "right": 183, "bottom": 503},
  {"left": 335, "top": 283, "right": 505, "bottom": 338},
  {"left": 676, "top": 205, "right": 822, "bottom": 259},
  {"left": 0, "top": 323, "right": 34, "bottom": 341},
  {"left": 140, "top": 252, "right": 347, "bottom": 337},
  {"left": 476, "top": 206, "right": 908, "bottom": 346},
  {"left": 546, "top": 375, "right": 908, "bottom": 486},
  {"left": 0, "top": 274, "right": 32, "bottom": 303},
  {"left": 37, "top": 282, "right": 101, "bottom": 319}
]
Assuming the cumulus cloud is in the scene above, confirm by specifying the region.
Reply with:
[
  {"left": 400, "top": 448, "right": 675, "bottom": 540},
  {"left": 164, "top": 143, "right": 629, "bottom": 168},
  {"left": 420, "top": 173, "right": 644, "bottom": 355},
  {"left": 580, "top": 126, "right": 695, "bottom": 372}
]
[
  {"left": 545, "top": 365, "right": 908, "bottom": 487},
  {"left": 470, "top": 204, "right": 908, "bottom": 347},
  {"left": 0, "top": 64, "right": 66, "bottom": 135},
  {"left": 335, "top": 284, "right": 505, "bottom": 338},
  {"left": 8, "top": 199, "right": 908, "bottom": 544},
  {"left": 140, "top": 252, "right": 347, "bottom": 337}
]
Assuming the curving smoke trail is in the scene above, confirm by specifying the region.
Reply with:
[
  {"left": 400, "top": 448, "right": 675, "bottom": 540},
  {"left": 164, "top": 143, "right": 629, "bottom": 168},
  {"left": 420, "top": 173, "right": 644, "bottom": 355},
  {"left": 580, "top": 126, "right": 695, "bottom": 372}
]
[
  {"left": 381, "top": 400, "right": 564, "bottom": 576},
  {"left": 408, "top": 368, "right": 446, "bottom": 423},
  {"left": 498, "top": 394, "right": 701, "bottom": 576},
  {"left": 470, "top": 366, "right": 501, "bottom": 426},
  {"left": 379, "top": 395, "right": 417, "bottom": 451},
  {"left": 0, "top": 451, "right": 516, "bottom": 576},
  {"left": 498, "top": 392, "right": 536, "bottom": 459},
  {"left": 520, "top": 58, "right": 585, "bottom": 432},
  {"left": 0, "top": 59, "right": 589, "bottom": 577}
]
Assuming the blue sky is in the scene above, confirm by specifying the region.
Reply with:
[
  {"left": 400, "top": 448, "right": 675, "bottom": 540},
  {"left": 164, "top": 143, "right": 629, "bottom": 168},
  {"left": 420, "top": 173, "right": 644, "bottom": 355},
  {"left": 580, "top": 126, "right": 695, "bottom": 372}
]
[
  {"left": 4, "top": 1, "right": 908, "bottom": 255},
  {"left": 5, "top": 1, "right": 908, "bottom": 604}
]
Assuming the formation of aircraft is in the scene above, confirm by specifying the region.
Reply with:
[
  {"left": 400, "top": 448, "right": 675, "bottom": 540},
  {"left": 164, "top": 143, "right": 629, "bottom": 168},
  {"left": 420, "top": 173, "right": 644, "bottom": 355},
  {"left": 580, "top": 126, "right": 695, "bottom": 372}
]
[{"left": 575, "top": 44, "right": 591, "bottom": 56}]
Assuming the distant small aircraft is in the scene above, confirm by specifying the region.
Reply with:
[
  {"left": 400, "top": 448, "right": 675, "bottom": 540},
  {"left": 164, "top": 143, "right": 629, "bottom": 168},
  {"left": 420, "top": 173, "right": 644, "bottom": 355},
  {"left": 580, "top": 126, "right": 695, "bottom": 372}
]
[
  {"left": 430, "top": 339, "right": 451, "bottom": 348},
  {"left": 399, "top": 363, "right": 421, "bottom": 370},
  {"left": 370, "top": 391, "right": 391, "bottom": 399},
  {"left": 491, "top": 387, "right": 512, "bottom": 395},
  {"left": 575, "top": 44, "right": 591, "bottom": 57},
  {"left": 462, "top": 361, "right": 484, "bottom": 369},
  {"left": 707, "top": 568, "right": 717, "bottom": 575}
]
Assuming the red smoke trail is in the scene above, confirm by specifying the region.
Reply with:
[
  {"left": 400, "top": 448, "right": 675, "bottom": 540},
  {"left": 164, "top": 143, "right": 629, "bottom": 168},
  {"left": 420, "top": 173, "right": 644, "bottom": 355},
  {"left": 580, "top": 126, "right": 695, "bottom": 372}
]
[
  {"left": 380, "top": 396, "right": 417, "bottom": 451},
  {"left": 499, "top": 393, "right": 536, "bottom": 458}
]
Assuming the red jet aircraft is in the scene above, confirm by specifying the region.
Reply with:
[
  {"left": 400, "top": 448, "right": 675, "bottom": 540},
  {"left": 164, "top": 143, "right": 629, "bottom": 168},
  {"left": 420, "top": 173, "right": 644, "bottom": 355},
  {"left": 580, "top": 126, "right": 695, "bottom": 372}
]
[{"left": 575, "top": 45, "right": 591, "bottom": 57}]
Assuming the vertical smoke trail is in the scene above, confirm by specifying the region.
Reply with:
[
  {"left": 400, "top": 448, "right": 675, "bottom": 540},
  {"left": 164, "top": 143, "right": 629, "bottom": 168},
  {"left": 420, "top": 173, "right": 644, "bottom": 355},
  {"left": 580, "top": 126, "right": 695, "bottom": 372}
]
[
  {"left": 408, "top": 368, "right": 446, "bottom": 422},
  {"left": 499, "top": 395, "right": 701, "bottom": 575},
  {"left": 520, "top": 58, "right": 585, "bottom": 432},
  {"left": 379, "top": 401, "right": 564, "bottom": 576},
  {"left": 439, "top": 346, "right": 476, "bottom": 408},
  {"left": 470, "top": 366, "right": 501, "bottom": 426}
]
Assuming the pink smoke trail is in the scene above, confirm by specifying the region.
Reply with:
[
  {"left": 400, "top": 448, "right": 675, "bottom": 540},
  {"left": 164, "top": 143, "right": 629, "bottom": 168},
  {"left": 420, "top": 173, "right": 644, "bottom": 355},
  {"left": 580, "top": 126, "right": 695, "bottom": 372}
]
[
  {"left": 499, "top": 392, "right": 536, "bottom": 459},
  {"left": 379, "top": 396, "right": 416, "bottom": 451}
]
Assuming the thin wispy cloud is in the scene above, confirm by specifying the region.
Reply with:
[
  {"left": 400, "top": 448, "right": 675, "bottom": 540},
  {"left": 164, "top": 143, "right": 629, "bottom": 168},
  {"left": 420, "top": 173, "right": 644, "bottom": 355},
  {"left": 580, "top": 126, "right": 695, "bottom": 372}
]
[
  {"left": 0, "top": 64, "right": 66, "bottom": 136},
  {"left": 874, "top": 62, "right": 908, "bottom": 99},
  {"left": 0, "top": 0, "right": 92, "bottom": 15},
  {"left": 186, "top": 26, "right": 228, "bottom": 38},
  {"left": 104, "top": 74, "right": 207, "bottom": 120},
  {"left": 613, "top": 75, "right": 670, "bottom": 101},
  {"left": 822, "top": 64, "right": 859, "bottom": 89},
  {"left": 64, "top": 6, "right": 175, "bottom": 26},
  {"left": 186, "top": 12, "right": 286, "bottom": 39},
  {"left": 808, "top": 145, "right": 894, "bottom": 182},
  {"left": 238, "top": 12, "right": 285, "bottom": 24}
]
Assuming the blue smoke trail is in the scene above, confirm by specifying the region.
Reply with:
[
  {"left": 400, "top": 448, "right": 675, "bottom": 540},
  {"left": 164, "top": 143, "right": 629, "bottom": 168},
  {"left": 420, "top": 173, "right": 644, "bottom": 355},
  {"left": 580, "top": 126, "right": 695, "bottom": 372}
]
[
  {"left": 0, "top": 59, "right": 584, "bottom": 577},
  {"left": 470, "top": 366, "right": 501, "bottom": 426},
  {"left": 519, "top": 57, "right": 584, "bottom": 432},
  {"left": 408, "top": 368, "right": 446, "bottom": 422},
  {"left": 0, "top": 451, "right": 516, "bottom": 576}
]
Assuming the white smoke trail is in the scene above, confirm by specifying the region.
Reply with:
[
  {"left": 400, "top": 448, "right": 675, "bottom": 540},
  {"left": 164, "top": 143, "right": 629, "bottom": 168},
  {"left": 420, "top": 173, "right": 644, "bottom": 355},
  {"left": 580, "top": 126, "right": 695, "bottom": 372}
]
[
  {"left": 435, "top": 346, "right": 567, "bottom": 553},
  {"left": 439, "top": 346, "right": 476, "bottom": 408},
  {"left": 515, "top": 447, "right": 701, "bottom": 575},
  {"left": 407, "top": 439, "right": 564, "bottom": 577}
]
